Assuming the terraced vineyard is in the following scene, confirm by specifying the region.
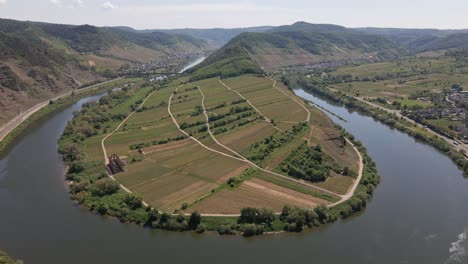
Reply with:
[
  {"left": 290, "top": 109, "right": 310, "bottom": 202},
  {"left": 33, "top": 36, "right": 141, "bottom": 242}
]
[{"left": 100, "top": 75, "right": 361, "bottom": 214}]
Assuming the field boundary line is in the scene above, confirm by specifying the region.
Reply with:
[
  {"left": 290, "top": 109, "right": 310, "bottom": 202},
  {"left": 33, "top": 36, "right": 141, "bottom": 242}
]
[
  {"left": 168, "top": 85, "right": 246, "bottom": 162},
  {"left": 101, "top": 87, "right": 156, "bottom": 207},
  {"left": 198, "top": 85, "right": 247, "bottom": 159},
  {"left": 269, "top": 78, "right": 311, "bottom": 123},
  {"left": 218, "top": 78, "right": 272, "bottom": 123}
]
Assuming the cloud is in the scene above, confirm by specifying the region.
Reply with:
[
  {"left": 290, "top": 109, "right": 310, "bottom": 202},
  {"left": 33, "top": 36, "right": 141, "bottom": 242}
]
[
  {"left": 0, "top": 0, "right": 6, "bottom": 6},
  {"left": 50, "top": 0, "right": 62, "bottom": 7},
  {"left": 102, "top": 1, "right": 117, "bottom": 9},
  {"left": 75, "top": 0, "right": 84, "bottom": 7}
]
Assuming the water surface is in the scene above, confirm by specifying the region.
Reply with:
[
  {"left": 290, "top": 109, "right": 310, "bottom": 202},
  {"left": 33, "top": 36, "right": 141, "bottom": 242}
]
[{"left": 0, "top": 88, "right": 466, "bottom": 264}]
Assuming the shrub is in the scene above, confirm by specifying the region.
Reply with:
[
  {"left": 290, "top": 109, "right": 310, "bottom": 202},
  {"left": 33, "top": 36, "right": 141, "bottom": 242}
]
[
  {"left": 188, "top": 211, "right": 201, "bottom": 230},
  {"left": 68, "top": 161, "right": 85, "bottom": 174},
  {"left": 242, "top": 224, "right": 264, "bottom": 237},
  {"left": 92, "top": 178, "right": 120, "bottom": 196},
  {"left": 124, "top": 194, "right": 143, "bottom": 209},
  {"left": 217, "top": 225, "right": 236, "bottom": 235}
]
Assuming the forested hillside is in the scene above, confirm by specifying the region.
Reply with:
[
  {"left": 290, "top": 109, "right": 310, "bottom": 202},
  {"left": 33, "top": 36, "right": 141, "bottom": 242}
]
[
  {"left": 0, "top": 18, "right": 210, "bottom": 126},
  {"left": 190, "top": 22, "right": 402, "bottom": 80}
]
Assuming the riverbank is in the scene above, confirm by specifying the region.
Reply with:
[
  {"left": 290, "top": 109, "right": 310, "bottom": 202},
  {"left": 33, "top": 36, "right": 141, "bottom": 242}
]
[
  {"left": 0, "top": 78, "right": 134, "bottom": 156},
  {"left": 1, "top": 75, "right": 466, "bottom": 263},
  {"left": 0, "top": 250, "right": 22, "bottom": 264},
  {"left": 57, "top": 75, "right": 380, "bottom": 237},
  {"left": 297, "top": 81, "right": 468, "bottom": 177}
]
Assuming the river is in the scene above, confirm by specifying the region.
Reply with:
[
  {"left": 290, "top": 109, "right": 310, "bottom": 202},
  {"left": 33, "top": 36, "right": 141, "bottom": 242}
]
[
  {"left": 0, "top": 84, "right": 467, "bottom": 263},
  {"left": 179, "top": 56, "right": 206, "bottom": 73}
]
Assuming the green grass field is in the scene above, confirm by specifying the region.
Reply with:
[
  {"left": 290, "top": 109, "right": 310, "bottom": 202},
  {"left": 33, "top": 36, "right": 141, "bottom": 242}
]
[
  {"left": 93, "top": 75, "right": 361, "bottom": 214},
  {"left": 329, "top": 56, "right": 468, "bottom": 99}
]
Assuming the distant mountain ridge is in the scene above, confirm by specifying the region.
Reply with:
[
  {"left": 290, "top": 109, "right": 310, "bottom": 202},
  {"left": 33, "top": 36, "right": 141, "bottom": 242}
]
[
  {"left": 132, "top": 26, "right": 274, "bottom": 47},
  {"left": 189, "top": 22, "right": 403, "bottom": 80},
  {"left": 0, "top": 18, "right": 210, "bottom": 126},
  {"left": 355, "top": 27, "right": 468, "bottom": 52}
]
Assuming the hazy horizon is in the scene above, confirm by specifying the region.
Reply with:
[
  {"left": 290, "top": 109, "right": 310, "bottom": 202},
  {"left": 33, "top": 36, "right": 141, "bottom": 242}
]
[{"left": 0, "top": 0, "right": 468, "bottom": 30}]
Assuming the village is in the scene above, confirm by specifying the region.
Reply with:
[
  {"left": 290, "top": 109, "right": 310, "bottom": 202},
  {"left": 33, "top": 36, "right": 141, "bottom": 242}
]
[
  {"left": 403, "top": 86, "right": 468, "bottom": 142},
  {"left": 119, "top": 51, "right": 205, "bottom": 75}
]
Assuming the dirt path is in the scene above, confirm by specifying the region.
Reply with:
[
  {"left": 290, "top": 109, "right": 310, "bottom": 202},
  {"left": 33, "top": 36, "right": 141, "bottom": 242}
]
[
  {"left": 101, "top": 88, "right": 154, "bottom": 164},
  {"left": 100, "top": 79, "right": 366, "bottom": 215},
  {"left": 329, "top": 137, "right": 364, "bottom": 207},
  {"left": 0, "top": 78, "right": 121, "bottom": 143},
  {"left": 198, "top": 86, "right": 246, "bottom": 159},
  {"left": 100, "top": 87, "right": 156, "bottom": 207},
  {"left": 269, "top": 78, "right": 311, "bottom": 123},
  {"left": 168, "top": 83, "right": 344, "bottom": 198},
  {"left": 218, "top": 78, "right": 271, "bottom": 122},
  {"left": 168, "top": 85, "right": 246, "bottom": 162}
]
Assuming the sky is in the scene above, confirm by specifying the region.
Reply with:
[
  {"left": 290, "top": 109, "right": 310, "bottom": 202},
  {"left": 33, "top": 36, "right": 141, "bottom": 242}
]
[{"left": 0, "top": 0, "right": 468, "bottom": 30}]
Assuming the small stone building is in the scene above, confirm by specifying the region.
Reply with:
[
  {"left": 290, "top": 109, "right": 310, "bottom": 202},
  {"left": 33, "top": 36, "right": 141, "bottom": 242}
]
[{"left": 106, "top": 154, "right": 125, "bottom": 175}]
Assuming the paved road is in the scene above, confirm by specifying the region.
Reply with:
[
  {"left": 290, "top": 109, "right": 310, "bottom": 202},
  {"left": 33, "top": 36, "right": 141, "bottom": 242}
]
[
  {"left": 352, "top": 95, "right": 468, "bottom": 155},
  {"left": 0, "top": 78, "right": 121, "bottom": 143}
]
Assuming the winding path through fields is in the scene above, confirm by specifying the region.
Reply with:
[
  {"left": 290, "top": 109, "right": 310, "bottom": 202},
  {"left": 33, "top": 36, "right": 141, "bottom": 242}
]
[{"left": 100, "top": 78, "right": 365, "bottom": 215}]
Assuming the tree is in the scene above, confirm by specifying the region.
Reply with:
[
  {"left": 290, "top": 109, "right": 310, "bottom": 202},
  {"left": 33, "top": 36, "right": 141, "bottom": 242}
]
[
  {"left": 256, "top": 208, "right": 275, "bottom": 226},
  {"left": 188, "top": 211, "right": 202, "bottom": 230},
  {"left": 92, "top": 178, "right": 120, "bottom": 196},
  {"left": 146, "top": 209, "right": 159, "bottom": 226},
  {"left": 59, "top": 143, "right": 83, "bottom": 162},
  {"left": 242, "top": 224, "right": 263, "bottom": 237},
  {"left": 68, "top": 161, "right": 85, "bottom": 174},
  {"left": 314, "top": 205, "right": 330, "bottom": 224},
  {"left": 195, "top": 223, "right": 206, "bottom": 233},
  {"left": 239, "top": 207, "right": 259, "bottom": 224},
  {"left": 124, "top": 194, "right": 142, "bottom": 209}
]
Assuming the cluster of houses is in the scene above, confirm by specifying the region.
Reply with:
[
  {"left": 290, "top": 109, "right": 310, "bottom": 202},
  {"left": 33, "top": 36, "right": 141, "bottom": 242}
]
[
  {"left": 119, "top": 52, "right": 204, "bottom": 75},
  {"left": 409, "top": 89, "right": 468, "bottom": 140},
  {"left": 304, "top": 56, "right": 380, "bottom": 70}
]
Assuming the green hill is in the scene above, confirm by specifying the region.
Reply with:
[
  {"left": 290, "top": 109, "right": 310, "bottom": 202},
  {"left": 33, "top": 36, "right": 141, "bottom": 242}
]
[
  {"left": 190, "top": 22, "right": 402, "bottom": 80},
  {"left": 356, "top": 27, "right": 468, "bottom": 52},
  {"left": 147, "top": 26, "right": 273, "bottom": 47},
  {"left": 0, "top": 18, "right": 210, "bottom": 127}
]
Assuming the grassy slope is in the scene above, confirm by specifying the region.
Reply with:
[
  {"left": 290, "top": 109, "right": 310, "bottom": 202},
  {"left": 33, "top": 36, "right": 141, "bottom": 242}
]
[
  {"left": 189, "top": 22, "right": 401, "bottom": 80},
  {"left": 0, "top": 18, "right": 210, "bottom": 127}
]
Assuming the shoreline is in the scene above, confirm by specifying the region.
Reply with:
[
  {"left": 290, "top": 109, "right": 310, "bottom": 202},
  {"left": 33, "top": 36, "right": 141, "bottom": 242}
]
[
  {"left": 58, "top": 75, "right": 380, "bottom": 236},
  {"left": 298, "top": 84, "right": 468, "bottom": 177},
  {"left": 0, "top": 78, "right": 122, "bottom": 156}
]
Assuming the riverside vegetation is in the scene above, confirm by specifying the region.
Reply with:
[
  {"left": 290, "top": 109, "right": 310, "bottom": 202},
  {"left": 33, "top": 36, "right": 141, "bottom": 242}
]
[
  {"left": 293, "top": 76, "right": 468, "bottom": 177},
  {"left": 0, "top": 78, "right": 138, "bottom": 156},
  {"left": 58, "top": 73, "right": 379, "bottom": 236},
  {"left": 0, "top": 250, "right": 22, "bottom": 264}
]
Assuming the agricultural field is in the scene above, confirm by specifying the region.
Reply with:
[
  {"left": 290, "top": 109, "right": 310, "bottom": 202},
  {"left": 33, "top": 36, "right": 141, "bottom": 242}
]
[
  {"left": 301, "top": 54, "right": 468, "bottom": 142},
  {"left": 328, "top": 56, "right": 468, "bottom": 100},
  {"left": 98, "top": 75, "right": 361, "bottom": 214}
]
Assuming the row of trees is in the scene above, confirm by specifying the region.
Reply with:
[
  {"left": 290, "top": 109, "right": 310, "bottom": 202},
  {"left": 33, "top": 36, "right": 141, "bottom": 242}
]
[
  {"left": 248, "top": 122, "right": 308, "bottom": 162},
  {"left": 278, "top": 144, "right": 330, "bottom": 182}
]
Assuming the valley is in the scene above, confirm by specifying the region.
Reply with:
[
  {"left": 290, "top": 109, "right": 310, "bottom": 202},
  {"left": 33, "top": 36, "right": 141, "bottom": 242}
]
[
  {"left": 57, "top": 72, "right": 375, "bottom": 234},
  {"left": 0, "top": 11, "right": 468, "bottom": 262}
]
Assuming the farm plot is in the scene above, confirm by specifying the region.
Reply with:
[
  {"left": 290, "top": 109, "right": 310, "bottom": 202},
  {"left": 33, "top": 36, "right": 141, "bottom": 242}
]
[
  {"left": 218, "top": 122, "right": 277, "bottom": 155},
  {"left": 188, "top": 178, "right": 331, "bottom": 214},
  {"left": 117, "top": 138, "right": 252, "bottom": 212},
  {"left": 100, "top": 74, "right": 361, "bottom": 215},
  {"left": 223, "top": 76, "right": 308, "bottom": 123}
]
